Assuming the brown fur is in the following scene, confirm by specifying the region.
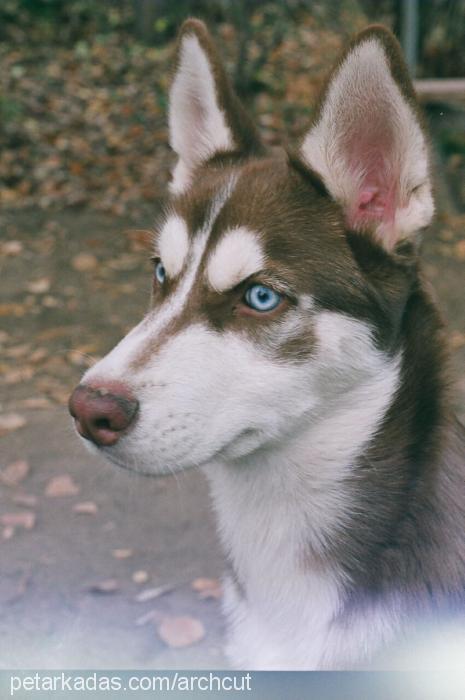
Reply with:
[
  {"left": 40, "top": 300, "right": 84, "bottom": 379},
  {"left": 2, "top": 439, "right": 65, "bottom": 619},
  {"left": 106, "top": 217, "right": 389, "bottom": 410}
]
[{"left": 135, "top": 19, "right": 464, "bottom": 641}]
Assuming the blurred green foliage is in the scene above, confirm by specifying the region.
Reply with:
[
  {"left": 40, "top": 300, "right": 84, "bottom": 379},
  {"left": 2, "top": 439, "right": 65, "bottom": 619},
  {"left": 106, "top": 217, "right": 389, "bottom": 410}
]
[
  {"left": 361, "top": 0, "right": 465, "bottom": 77},
  {"left": 0, "top": 0, "right": 365, "bottom": 98},
  {"left": 1, "top": 0, "right": 464, "bottom": 77},
  {"left": 0, "top": 96, "right": 23, "bottom": 125},
  {"left": 0, "top": 0, "right": 360, "bottom": 43},
  {"left": 0, "top": 0, "right": 133, "bottom": 41},
  {"left": 440, "top": 129, "right": 465, "bottom": 156}
]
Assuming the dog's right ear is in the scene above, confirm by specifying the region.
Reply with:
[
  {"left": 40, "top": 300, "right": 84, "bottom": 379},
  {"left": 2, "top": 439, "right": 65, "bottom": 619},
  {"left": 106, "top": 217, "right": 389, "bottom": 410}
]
[
  {"left": 168, "top": 19, "right": 262, "bottom": 195},
  {"left": 299, "top": 26, "right": 434, "bottom": 252}
]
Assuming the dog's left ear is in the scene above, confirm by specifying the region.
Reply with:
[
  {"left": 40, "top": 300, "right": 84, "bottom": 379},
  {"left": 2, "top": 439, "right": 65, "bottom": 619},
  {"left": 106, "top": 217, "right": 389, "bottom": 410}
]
[
  {"left": 168, "top": 19, "right": 262, "bottom": 194},
  {"left": 300, "top": 26, "right": 434, "bottom": 251}
]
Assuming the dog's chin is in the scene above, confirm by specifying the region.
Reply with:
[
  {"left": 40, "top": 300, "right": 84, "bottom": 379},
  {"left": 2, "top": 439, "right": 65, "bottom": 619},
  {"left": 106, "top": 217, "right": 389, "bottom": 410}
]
[
  {"left": 96, "top": 444, "right": 201, "bottom": 477},
  {"left": 102, "top": 450, "right": 190, "bottom": 477},
  {"left": 77, "top": 431, "right": 197, "bottom": 476},
  {"left": 79, "top": 426, "right": 267, "bottom": 477}
]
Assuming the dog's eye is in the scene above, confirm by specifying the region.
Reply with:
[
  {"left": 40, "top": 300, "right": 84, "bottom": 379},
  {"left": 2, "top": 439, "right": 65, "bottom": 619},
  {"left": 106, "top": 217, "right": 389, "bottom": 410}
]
[
  {"left": 153, "top": 260, "right": 166, "bottom": 285},
  {"left": 244, "top": 284, "right": 282, "bottom": 313}
]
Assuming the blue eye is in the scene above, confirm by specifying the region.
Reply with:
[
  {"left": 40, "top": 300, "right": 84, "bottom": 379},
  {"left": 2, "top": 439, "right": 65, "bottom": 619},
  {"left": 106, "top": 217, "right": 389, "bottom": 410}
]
[
  {"left": 244, "top": 284, "right": 282, "bottom": 313},
  {"left": 154, "top": 261, "right": 166, "bottom": 284}
]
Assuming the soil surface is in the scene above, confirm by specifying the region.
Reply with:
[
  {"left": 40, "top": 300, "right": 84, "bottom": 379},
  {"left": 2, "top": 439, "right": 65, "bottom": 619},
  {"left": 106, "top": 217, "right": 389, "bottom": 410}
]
[{"left": 1, "top": 207, "right": 228, "bottom": 668}]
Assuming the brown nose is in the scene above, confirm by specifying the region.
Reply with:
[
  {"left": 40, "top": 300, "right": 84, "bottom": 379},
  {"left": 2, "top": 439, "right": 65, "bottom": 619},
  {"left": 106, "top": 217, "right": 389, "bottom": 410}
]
[{"left": 68, "top": 382, "right": 139, "bottom": 447}]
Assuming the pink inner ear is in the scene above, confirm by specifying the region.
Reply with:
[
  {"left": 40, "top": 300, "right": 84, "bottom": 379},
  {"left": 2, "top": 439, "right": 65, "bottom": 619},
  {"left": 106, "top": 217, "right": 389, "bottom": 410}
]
[
  {"left": 345, "top": 128, "right": 399, "bottom": 233},
  {"left": 355, "top": 182, "right": 396, "bottom": 219}
]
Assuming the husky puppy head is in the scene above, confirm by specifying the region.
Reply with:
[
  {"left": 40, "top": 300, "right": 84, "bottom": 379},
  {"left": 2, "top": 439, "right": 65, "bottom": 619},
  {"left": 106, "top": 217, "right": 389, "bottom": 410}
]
[{"left": 69, "top": 21, "right": 433, "bottom": 476}]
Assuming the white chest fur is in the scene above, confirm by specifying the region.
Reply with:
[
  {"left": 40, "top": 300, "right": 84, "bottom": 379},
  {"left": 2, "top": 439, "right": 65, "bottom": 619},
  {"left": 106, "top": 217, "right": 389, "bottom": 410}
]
[
  {"left": 205, "top": 446, "right": 400, "bottom": 669},
  {"left": 206, "top": 456, "right": 341, "bottom": 669},
  {"left": 203, "top": 342, "right": 402, "bottom": 669}
]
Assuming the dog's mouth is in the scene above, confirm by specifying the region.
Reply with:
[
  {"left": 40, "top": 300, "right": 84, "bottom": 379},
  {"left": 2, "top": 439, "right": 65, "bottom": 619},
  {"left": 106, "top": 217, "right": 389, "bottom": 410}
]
[
  {"left": 89, "top": 424, "right": 265, "bottom": 477},
  {"left": 98, "top": 449, "right": 162, "bottom": 477}
]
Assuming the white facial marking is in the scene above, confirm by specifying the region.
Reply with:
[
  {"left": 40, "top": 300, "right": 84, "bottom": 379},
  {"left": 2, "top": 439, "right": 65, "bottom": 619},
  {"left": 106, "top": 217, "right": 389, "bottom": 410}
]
[
  {"left": 169, "top": 34, "right": 234, "bottom": 194},
  {"left": 207, "top": 227, "right": 266, "bottom": 293},
  {"left": 157, "top": 215, "right": 189, "bottom": 278},
  {"left": 83, "top": 178, "right": 237, "bottom": 382}
]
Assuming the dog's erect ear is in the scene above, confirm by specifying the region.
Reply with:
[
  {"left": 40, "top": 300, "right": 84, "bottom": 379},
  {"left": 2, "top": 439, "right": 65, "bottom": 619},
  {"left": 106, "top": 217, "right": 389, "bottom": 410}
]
[
  {"left": 300, "top": 26, "right": 434, "bottom": 251},
  {"left": 168, "top": 19, "right": 262, "bottom": 195}
]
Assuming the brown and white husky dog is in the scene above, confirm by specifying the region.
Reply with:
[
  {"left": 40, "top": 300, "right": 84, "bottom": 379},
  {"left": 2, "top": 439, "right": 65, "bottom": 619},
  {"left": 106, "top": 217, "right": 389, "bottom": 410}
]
[{"left": 69, "top": 20, "right": 465, "bottom": 669}]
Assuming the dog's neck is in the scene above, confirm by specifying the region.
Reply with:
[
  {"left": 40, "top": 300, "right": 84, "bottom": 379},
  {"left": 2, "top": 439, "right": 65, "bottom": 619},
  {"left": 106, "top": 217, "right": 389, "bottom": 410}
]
[
  {"left": 204, "top": 351, "right": 401, "bottom": 589},
  {"left": 203, "top": 360, "right": 407, "bottom": 668}
]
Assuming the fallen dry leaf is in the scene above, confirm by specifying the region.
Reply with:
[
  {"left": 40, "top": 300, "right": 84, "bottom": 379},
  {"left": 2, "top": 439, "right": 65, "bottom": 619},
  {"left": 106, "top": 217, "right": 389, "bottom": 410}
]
[
  {"left": 134, "top": 584, "right": 174, "bottom": 603},
  {"left": 132, "top": 570, "right": 149, "bottom": 585},
  {"left": 29, "top": 349, "right": 48, "bottom": 364},
  {"left": 45, "top": 474, "right": 80, "bottom": 497},
  {"left": 191, "top": 577, "right": 223, "bottom": 600},
  {"left": 67, "top": 350, "right": 94, "bottom": 367},
  {"left": 1, "top": 511, "right": 36, "bottom": 530},
  {"left": 36, "top": 327, "right": 69, "bottom": 341},
  {"left": 0, "top": 413, "right": 27, "bottom": 436},
  {"left": 1, "top": 240, "right": 23, "bottom": 256},
  {"left": 0, "top": 459, "right": 30, "bottom": 487},
  {"left": 0, "top": 303, "right": 27, "bottom": 318},
  {"left": 125, "top": 229, "right": 153, "bottom": 252},
  {"left": 112, "top": 548, "right": 133, "bottom": 559},
  {"left": 72, "top": 253, "right": 98, "bottom": 272},
  {"left": 11, "top": 493, "right": 38, "bottom": 508},
  {"left": 3, "top": 367, "right": 35, "bottom": 385},
  {"left": 88, "top": 579, "right": 119, "bottom": 594},
  {"left": 454, "top": 240, "right": 465, "bottom": 261},
  {"left": 42, "top": 295, "right": 60, "bottom": 308},
  {"left": 19, "top": 397, "right": 51, "bottom": 409},
  {"left": 74, "top": 342, "right": 100, "bottom": 354},
  {"left": 73, "top": 500, "right": 98, "bottom": 515},
  {"left": 4, "top": 344, "right": 31, "bottom": 359},
  {"left": 2, "top": 526, "right": 15, "bottom": 540},
  {"left": 157, "top": 615, "right": 205, "bottom": 649},
  {"left": 27, "top": 277, "right": 51, "bottom": 294},
  {"left": 450, "top": 330, "right": 465, "bottom": 351}
]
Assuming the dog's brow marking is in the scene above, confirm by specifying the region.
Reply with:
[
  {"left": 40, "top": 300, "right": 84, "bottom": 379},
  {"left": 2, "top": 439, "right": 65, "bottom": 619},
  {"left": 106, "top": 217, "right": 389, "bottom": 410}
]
[
  {"left": 158, "top": 215, "right": 189, "bottom": 278},
  {"left": 207, "top": 226, "right": 266, "bottom": 292},
  {"left": 205, "top": 174, "right": 238, "bottom": 229},
  {"left": 144, "top": 175, "right": 238, "bottom": 338},
  {"left": 85, "top": 177, "right": 238, "bottom": 376}
]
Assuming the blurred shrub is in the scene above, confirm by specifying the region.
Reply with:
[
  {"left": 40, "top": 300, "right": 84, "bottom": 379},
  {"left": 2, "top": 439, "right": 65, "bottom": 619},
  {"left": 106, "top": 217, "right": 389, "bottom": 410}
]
[
  {"left": 2, "top": 0, "right": 464, "bottom": 80},
  {"left": 0, "top": 0, "right": 367, "bottom": 213},
  {"left": 0, "top": 0, "right": 365, "bottom": 98},
  {"left": 360, "top": 0, "right": 465, "bottom": 77},
  {"left": 420, "top": 1, "right": 465, "bottom": 78},
  {"left": 0, "top": 0, "right": 133, "bottom": 42},
  {"left": 0, "top": 0, "right": 363, "bottom": 45}
]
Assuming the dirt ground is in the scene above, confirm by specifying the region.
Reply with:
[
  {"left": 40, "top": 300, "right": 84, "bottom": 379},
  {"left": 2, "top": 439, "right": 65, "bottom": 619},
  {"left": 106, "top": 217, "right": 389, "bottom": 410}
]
[
  {"left": 1, "top": 116, "right": 465, "bottom": 668},
  {"left": 0, "top": 206, "right": 229, "bottom": 668}
]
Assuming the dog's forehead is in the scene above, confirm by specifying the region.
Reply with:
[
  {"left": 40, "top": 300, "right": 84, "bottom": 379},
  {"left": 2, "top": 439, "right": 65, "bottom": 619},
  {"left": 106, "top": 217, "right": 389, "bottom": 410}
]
[
  {"left": 162, "top": 156, "right": 349, "bottom": 290},
  {"left": 130, "top": 157, "right": 375, "bottom": 371}
]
